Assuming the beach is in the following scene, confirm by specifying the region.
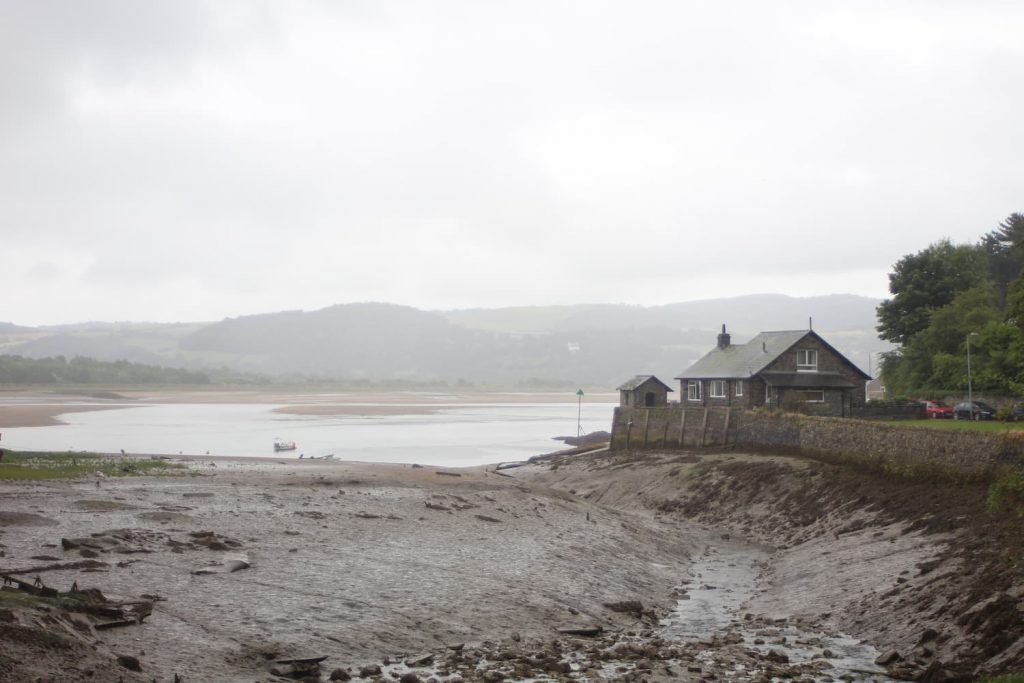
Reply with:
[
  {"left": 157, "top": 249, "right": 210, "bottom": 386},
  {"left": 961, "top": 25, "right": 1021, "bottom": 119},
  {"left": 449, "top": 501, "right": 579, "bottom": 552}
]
[{"left": 1, "top": 446, "right": 1019, "bottom": 682}]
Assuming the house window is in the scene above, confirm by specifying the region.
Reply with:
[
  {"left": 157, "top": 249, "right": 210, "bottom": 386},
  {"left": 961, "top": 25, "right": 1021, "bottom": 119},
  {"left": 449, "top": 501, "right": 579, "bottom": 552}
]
[
  {"left": 687, "top": 380, "right": 702, "bottom": 401},
  {"left": 795, "top": 390, "right": 825, "bottom": 403},
  {"left": 735, "top": 380, "right": 744, "bottom": 397},
  {"left": 710, "top": 380, "right": 726, "bottom": 398},
  {"left": 796, "top": 349, "right": 818, "bottom": 372}
]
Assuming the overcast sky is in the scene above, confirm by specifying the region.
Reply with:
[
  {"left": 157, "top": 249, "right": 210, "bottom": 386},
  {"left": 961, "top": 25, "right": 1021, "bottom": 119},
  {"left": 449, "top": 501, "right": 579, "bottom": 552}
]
[{"left": 2, "top": 1, "right": 1022, "bottom": 325}]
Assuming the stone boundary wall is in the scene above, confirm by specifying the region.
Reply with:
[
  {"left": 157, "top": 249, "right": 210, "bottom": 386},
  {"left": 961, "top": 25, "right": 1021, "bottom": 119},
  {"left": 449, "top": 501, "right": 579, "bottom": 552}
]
[{"left": 612, "top": 406, "right": 1024, "bottom": 481}]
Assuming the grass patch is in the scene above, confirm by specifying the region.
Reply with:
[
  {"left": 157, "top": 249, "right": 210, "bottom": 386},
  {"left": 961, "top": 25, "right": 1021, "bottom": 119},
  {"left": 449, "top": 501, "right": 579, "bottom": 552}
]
[
  {"left": 987, "top": 469, "right": 1024, "bottom": 517},
  {"left": 0, "top": 450, "right": 185, "bottom": 481},
  {"left": 899, "top": 419, "right": 1024, "bottom": 432},
  {"left": 977, "top": 676, "right": 1024, "bottom": 683}
]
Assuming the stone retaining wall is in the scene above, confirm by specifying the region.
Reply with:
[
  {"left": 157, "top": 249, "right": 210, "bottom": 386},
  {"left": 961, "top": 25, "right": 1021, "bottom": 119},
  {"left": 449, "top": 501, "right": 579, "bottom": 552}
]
[
  {"left": 612, "top": 406, "right": 1024, "bottom": 481},
  {"left": 610, "top": 407, "right": 735, "bottom": 450}
]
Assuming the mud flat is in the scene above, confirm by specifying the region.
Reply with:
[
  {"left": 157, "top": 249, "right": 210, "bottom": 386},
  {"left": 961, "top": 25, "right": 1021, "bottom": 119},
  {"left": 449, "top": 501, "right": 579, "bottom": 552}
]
[
  {"left": 0, "top": 457, "right": 692, "bottom": 682},
  {"left": 0, "top": 448, "right": 1021, "bottom": 682}
]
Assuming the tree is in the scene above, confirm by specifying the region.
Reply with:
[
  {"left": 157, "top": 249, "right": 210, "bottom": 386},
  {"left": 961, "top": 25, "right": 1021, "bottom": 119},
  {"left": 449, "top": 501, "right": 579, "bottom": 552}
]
[
  {"left": 880, "top": 285, "right": 1000, "bottom": 395},
  {"left": 876, "top": 240, "right": 988, "bottom": 345},
  {"left": 981, "top": 212, "right": 1024, "bottom": 304}
]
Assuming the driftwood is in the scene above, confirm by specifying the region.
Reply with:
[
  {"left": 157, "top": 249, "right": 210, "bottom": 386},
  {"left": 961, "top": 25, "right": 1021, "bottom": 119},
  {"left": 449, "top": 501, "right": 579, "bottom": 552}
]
[
  {"left": 192, "top": 558, "right": 250, "bottom": 575},
  {"left": 275, "top": 655, "right": 328, "bottom": 665},
  {"left": 94, "top": 618, "right": 139, "bottom": 630},
  {"left": 557, "top": 626, "right": 604, "bottom": 637},
  {"left": 474, "top": 515, "right": 503, "bottom": 523},
  {"left": 270, "top": 655, "right": 327, "bottom": 677},
  {"left": 404, "top": 653, "right": 434, "bottom": 667}
]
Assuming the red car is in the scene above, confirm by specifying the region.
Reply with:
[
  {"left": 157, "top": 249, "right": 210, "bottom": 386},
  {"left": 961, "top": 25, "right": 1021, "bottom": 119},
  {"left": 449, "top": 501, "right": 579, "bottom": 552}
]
[{"left": 923, "top": 400, "right": 953, "bottom": 419}]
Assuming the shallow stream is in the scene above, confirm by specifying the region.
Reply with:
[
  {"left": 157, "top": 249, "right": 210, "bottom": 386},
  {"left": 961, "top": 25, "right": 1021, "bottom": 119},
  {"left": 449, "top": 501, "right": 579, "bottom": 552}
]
[{"left": 663, "top": 535, "right": 896, "bottom": 681}]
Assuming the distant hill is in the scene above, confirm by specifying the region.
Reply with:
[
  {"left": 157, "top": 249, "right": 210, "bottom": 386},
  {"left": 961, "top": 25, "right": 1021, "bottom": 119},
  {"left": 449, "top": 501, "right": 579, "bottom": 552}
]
[
  {"left": 0, "top": 322, "right": 33, "bottom": 333},
  {"left": 441, "top": 294, "right": 879, "bottom": 335},
  {"left": 1, "top": 296, "right": 891, "bottom": 387}
]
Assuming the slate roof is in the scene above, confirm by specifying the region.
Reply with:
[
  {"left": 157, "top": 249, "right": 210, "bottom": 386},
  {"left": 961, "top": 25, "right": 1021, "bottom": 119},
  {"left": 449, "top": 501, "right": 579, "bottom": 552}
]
[
  {"left": 617, "top": 375, "right": 674, "bottom": 392},
  {"left": 675, "top": 330, "right": 810, "bottom": 380}
]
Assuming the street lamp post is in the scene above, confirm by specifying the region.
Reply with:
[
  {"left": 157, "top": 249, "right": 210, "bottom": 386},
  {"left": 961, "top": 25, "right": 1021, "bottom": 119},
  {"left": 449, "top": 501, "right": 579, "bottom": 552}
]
[{"left": 967, "top": 332, "right": 979, "bottom": 410}]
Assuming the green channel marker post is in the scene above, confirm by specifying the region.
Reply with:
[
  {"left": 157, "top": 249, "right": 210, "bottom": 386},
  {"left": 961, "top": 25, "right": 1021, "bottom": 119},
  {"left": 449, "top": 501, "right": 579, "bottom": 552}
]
[{"left": 576, "top": 388, "right": 584, "bottom": 439}]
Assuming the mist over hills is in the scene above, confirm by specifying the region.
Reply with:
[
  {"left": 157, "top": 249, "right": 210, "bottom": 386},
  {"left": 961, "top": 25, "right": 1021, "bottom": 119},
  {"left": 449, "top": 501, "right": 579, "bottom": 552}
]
[{"left": 0, "top": 295, "right": 889, "bottom": 387}]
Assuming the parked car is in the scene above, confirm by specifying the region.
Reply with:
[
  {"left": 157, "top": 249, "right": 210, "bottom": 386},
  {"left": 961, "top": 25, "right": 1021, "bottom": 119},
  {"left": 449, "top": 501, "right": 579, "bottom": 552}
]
[
  {"left": 1010, "top": 402, "right": 1024, "bottom": 421},
  {"left": 922, "top": 400, "right": 953, "bottom": 419},
  {"left": 952, "top": 401, "right": 997, "bottom": 420}
]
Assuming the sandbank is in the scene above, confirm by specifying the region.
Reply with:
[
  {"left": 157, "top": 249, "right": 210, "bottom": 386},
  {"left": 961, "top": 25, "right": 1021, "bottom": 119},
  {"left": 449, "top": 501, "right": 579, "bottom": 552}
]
[{"left": 0, "top": 404, "right": 129, "bottom": 429}]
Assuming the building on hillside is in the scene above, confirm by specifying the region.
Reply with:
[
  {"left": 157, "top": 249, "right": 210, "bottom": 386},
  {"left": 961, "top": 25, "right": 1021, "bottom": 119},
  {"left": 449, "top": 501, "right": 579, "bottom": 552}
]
[
  {"left": 617, "top": 375, "right": 673, "bottom": 408},
  {"left": 675, "top": 325, "right": 870, "bottom": 417}
]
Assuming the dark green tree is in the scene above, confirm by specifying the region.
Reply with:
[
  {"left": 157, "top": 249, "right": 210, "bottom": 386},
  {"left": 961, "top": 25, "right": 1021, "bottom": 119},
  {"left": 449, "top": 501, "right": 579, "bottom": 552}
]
[
  {"left": 880, "top": 285, "right": 1000, "bottom": 396},
  {"left": 981, "top": 212, "right": 1024, "bottom": 304},
  {"left": 876, "top": 240, "right": 988, "bottom": 345}
]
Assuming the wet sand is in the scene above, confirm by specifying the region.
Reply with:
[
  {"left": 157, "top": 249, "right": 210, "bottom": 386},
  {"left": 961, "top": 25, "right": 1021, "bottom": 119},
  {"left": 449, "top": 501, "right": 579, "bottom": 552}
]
[
  {"left": 272, "top": 404, "right": 441, "bottom": 417},
  {"left": 0, "top": 388, "right": 616, "bottom": 428},
  {"left": 0, "top": 404, "right": 129, "bottom": 429},
  {"left": 122, "top": 389, "right": 616, "bottom": 406}
]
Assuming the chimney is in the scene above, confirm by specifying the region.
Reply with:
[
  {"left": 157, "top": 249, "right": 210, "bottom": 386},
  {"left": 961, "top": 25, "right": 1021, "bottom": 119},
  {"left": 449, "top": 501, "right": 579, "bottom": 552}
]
[{"left": 717, "top": 324, "right": 731, "bottom": 349}]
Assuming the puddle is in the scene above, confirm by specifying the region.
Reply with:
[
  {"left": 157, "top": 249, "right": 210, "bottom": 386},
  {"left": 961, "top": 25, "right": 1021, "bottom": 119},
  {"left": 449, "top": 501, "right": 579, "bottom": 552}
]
[{"left": 663, "top": 535, "right": 895, "bottom": 682}]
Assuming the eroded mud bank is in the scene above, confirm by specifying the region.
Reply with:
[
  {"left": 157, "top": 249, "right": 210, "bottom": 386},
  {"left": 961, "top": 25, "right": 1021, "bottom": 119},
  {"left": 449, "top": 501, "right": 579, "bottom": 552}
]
[{"left": 522, "top": 449, "right": 1024, "bottom": 680}]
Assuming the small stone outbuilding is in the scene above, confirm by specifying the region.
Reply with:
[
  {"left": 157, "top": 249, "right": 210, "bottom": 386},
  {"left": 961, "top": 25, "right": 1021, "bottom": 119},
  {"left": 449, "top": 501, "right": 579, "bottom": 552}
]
[{"left": 617, "top": 375, "right": 673, "bottom": 408}]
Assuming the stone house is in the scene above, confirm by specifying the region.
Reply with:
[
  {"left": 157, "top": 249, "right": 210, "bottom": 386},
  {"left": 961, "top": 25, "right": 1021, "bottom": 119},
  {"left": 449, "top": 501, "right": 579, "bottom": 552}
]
[
  {"left": 675, "top": 325, "right": 869, "bottom": 417},
  {"left": 617, "top": 375, "right": 673, "bottom": 408}
]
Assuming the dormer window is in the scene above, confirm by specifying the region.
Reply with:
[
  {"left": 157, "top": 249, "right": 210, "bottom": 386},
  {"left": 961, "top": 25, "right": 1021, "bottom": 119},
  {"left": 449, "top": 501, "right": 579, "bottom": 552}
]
[{"left": 796, "top": 349, "right": 818, "bottom": 372}]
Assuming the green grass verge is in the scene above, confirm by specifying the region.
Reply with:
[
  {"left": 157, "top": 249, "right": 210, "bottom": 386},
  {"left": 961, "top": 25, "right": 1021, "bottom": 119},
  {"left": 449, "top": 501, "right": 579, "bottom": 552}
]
[
  {"left": 0, "top": 450, "right": 185, "bottom": 480},
  {"left": 987, "top": 469, "right": 1024, "bottom": 517},
  {"left": 899, "top": 419, "right": 1024, "bottom": 432},
  {"left": 977, "top": 676, "right": 1024, "bottom": 683}
]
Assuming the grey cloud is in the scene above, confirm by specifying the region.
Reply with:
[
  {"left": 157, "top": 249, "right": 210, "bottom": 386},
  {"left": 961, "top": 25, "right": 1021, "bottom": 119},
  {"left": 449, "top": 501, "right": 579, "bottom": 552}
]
[{"left": 2, "top": 1, "right": 1023, "bottom": 324}]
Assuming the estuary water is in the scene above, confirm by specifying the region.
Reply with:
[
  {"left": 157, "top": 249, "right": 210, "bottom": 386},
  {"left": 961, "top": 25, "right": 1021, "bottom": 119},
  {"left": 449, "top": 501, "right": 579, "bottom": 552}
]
[{"left": 0, "top": 401, "right": 616, "bottom": 467}]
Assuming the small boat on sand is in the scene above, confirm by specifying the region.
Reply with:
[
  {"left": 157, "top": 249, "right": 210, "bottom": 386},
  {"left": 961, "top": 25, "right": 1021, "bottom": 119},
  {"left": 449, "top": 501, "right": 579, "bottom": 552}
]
[{"left": 273, "top": 438, "right": 297, "bottom": 452}]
